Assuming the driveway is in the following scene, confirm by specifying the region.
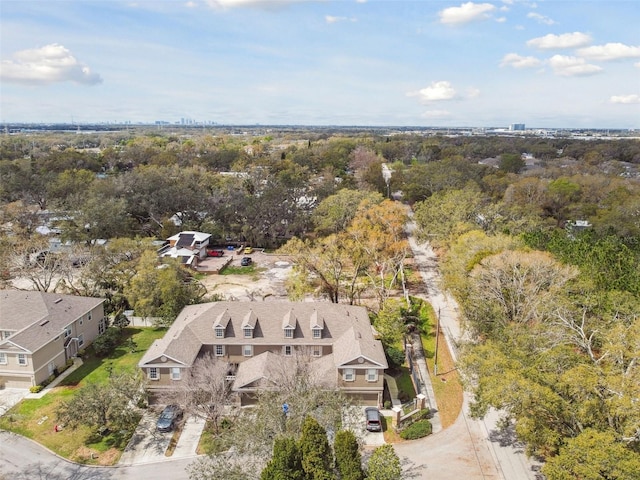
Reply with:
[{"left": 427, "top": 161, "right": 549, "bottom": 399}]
[
  {"left": 119, "top": 410, "right": 206, "bottom": 466},
  {"left": 0, "top": 387, "right": 29, "bottom": 416}
]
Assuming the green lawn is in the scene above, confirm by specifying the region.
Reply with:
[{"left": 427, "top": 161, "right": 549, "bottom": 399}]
[{"left": 0, "top": 327, "right": 166, "bottom": 465}]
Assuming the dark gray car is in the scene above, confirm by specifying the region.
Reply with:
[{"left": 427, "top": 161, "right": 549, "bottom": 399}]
[
  {"left": 365, "top": 407, "right": 382, "bottom": 432},
  {"left": 156, "top": 404, "right": 182, "bottom": 433}
]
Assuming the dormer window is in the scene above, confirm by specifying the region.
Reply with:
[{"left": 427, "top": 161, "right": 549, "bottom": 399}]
[
  {"left": 243, "top": 326, "right": 253, "bottom": 338},
  {"left": 310, "top": 310, "right": 324, "bottom": 339},
  {"left": 215, "top": 326, "right": 225, "bottom": 338},
  {"left": 284, "top": 327, "right": 293, "bottom": 339}
]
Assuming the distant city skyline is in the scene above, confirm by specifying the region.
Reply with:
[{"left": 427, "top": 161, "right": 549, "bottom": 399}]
[{"left": 1, "top": 1, "right": 639, "bottom": 128}]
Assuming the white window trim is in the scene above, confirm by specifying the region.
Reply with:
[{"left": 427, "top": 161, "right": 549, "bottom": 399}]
[
  {"left": 283, "top": 345, "right": 292, "bottom": 356},
  {"left": 215, "top": 345, "right": 225, "bottom": 357},
  {"left": 17, "top": 353, "right": 28, "bottom": 366},
  {"left": 63, "top": 327, "right": 72, "bottom": 338},
  {"left": 312, "top": 346, "right": 321, "bottom": 357},
  {"left": 149, "top": 367, "right": 159, "bottom": 380},
  {"left": 312, "top": 328, "right": 321, "bottom": 339},
  {"left": 0, "top": 352, "right": 6, "bottom": 364},
  {"left": 284, "top": 327, "right": 293, "bottom": 339},
  {"left": 243, "top": 327, "right": 253, "bottom": 338},
  {"left": 366, "top": 369, "right": 379, "bottom": 382},
  {"left": 243, "top": 345, "right": 253, "bottom": 357},
  {"left": 78, "top": 334, "right": 84, "bottom": 347},
  {"left": 215, "top": 327, "right": 224, "bottom": 338},
  {"left": 342, "top": 368, "right": 355, "bottom": 382},
  {"left": 171, "top": 368, "right": 181, "bottom": 380},
  {"left": 79, "top": 318, "right": 83, "bottom": 326}
]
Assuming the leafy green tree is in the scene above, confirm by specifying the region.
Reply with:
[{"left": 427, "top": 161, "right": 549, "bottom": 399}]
[
  {"left": 366, "top": 444, "right": 402, "bottom": 480},
  {"left": 312, "top": 189, "right": 383, "bottom": 236},
  {"left": 543, "top": 429, "right": 640, "bottom": 480},
  {"left": 299, "top": 416, "right": 335, "bottom": 480},
  {"left": 499, "top": 153, "right": 526, "bottom": 174},
  {"left": 333, "top": 430, "right": 364, "bottom": 480},
  {"left": 260, "top": 437, "right": 304, "bottom": 480},
  {"left": 413, "top": 186, "right": 485, "bottom": 247},
  {"left": 56, "top": 371, "right": 146, "bottom": 444},
  {"left": 127, "top": 251, "right": 205, "bottom": 325}
]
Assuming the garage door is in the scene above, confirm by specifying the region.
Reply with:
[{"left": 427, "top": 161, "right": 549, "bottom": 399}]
[{"left": 0, "top": 376, "right": 32, "bottom": 389}]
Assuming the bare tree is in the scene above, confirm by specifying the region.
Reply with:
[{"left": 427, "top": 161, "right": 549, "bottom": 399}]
[{"left": 159, "top": 352, "right": 234, "bottom": 433}]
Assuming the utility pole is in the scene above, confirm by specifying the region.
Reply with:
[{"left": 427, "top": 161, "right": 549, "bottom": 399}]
[{"left": 434, "top": 307, "right": 441, "bottom": 376}]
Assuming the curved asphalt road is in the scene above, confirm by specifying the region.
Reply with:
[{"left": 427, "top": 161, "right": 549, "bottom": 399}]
[
  {"left": 0, "top": 430, "right": 191, "bottom": 480},
  {"left": 395, "top": 224, "right": 541, "bottom": 480}
]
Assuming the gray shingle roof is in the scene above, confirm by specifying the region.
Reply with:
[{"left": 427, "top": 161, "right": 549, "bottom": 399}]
[
  {"left": 0, "top": 290, "right": 104, "bottom": 353},
  {"left": 139, "top": 301, "right": 388, "bottom": 369}
]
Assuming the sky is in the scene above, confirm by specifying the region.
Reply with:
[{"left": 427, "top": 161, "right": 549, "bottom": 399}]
[{"left": 1, "top": 0, "right": 639, "bottom": 128}]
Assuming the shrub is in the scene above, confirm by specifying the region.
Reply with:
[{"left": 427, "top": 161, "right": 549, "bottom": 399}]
[
  {"left": 399, "top": 419, "right": 432, "bottom": 440},
  {"left": 92, "top": 327, "right": 122, "bottom": 357},
  {"left": 384, "top": 345, "right": 406, "bottom": 369},
  {"left": 383, "top": 400, "right": 392, "bottom": 409},
  {"left": 29, "top": 385, "right": 44, "bottom": 393}
]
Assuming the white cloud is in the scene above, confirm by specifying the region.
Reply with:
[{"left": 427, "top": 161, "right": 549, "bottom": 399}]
[
  {"left": 527, "top": 12, "right": 555, "bottom": 25},
  {"left": 577, "top": 43, "right": 640, "bottom": 61},
  {"left": 439, "top": 2, "right": 496, "bottom": 25},
  {"left": 496, "top": 17, "right": 507, "bottom": 23},
  {"left": 527, "top": 32, "right": 592, "bottom": 50},
  {"left": 500, "top": 53, "right": 542, "bottom": 68},
  {"left": 410, "top": 81, "right": 457, "bottom": 102},
  {"left": 325, "top": 15, "right": 356, "bottom": 24},
  {"left": 0, "top": 44, "right": 102, "bottom": 86},
  {"left": 610, "top": 94, "right": 640, "bottom": 104},
  {"left": 548, "top": 55, "right": 603, "bottom": 77}
]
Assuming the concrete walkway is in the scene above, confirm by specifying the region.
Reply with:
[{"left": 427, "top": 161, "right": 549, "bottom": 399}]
[{"left": 25, "top": 357, "right": 84, "bottom": 400}]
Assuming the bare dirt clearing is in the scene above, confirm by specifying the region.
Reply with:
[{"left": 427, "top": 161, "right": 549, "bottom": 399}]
[{"left": 199, "top": 251, "right": 293, "bottom": 301}]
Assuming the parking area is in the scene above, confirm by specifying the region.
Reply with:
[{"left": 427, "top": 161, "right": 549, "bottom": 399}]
[
  {"left": 119, "top": 408, "right": 205, "bottom": 465},
  {"left": 342, "top": 405, "right": 385, "bottom": 447},
  {"left": 198, "top": 250, "right": 293, "bottom": 302}
]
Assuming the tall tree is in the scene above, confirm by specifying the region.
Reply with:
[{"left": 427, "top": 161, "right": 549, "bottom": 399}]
[
  {"left": 299, "top": 416, "right": 335, "bottom": 480},
  {"left": 260, "top": 437, "right": 304, "bottom": 480},
  {"left": 333, "top": 430, "right": 364, "bottom": 480},
  {"left": 159, "top": 353, "right": 233, "bottom": 434},
  {"left": 127, "top": 251, "right": 205, "bottom": 325}
]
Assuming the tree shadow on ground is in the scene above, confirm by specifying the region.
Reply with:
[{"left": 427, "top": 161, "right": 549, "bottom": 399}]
[{"left": 2, "top": 462, "right": 112, "bottom": 480}]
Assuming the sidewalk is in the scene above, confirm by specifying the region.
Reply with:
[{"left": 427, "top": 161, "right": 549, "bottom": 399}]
[{"left": 25, "top": 357, "right": 84, "bottom": 400}]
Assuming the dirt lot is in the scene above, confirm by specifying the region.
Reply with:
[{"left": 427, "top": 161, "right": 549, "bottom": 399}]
[{"left": 197, "top": 250, "right": 294, "bottom": 302}]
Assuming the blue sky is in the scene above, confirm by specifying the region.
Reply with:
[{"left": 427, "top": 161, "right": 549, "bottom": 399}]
[{"left": 1, "top": 0, "right": 639, "bottom": 128}]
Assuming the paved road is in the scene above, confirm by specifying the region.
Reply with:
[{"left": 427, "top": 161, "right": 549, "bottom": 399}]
[
  {"left": 402, "top": 225, "right": 542, "bottom": 480},
  {"left": 0, "top": 430, "right": 192, "bottom": 480}
]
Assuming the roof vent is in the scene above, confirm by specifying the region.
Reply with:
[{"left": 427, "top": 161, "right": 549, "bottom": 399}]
[
  {"left": 40, "top": 320, "right": 50, "bottom": 326},
  {"left": 54, "top": 298, "right": 63, "bottom": 304}
]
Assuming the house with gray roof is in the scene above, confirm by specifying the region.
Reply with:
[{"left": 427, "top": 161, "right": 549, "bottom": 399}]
[
  {"left": 139, "top": 301, "right": 388, "bottom": 406},
  {"left": 0, "top": 290, "right": 106, "bottom": 388}
]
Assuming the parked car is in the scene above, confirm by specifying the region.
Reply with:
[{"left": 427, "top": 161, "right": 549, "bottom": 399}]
[
  {"left": 244, "top": 246, "right": 253, "bottom": 254},
  {"left": 365, "top": 407, "right": 382, "bottom": 432},
  {"left": 207, "top": 249, "right": 224, "bottom": 257},
  {"left": 156, "top": 404, "right": 182, "bottom": 433},
  {"left": 240, "top": 256, "right": 252, "bottom": 266}
]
